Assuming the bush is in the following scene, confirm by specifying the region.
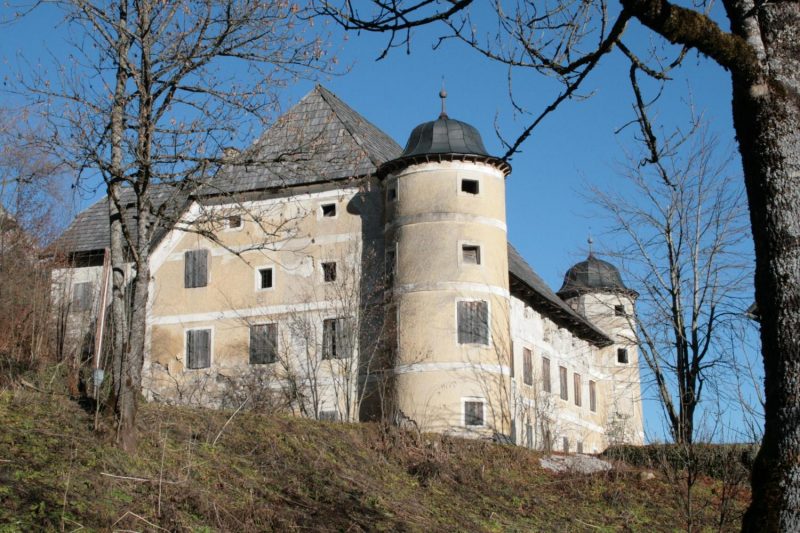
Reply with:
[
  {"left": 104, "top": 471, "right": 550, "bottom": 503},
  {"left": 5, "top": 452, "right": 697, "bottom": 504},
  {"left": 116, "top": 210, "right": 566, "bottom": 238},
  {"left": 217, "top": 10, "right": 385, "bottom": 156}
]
[{"left": 602, "top": 443, "right": 758, "bottom": 480}]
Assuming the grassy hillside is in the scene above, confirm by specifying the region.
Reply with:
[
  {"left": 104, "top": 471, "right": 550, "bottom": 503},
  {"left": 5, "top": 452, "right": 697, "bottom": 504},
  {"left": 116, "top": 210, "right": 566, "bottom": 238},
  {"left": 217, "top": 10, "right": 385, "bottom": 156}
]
[{"left": 0, "top": 388, "right": 749, "bottom": 532}]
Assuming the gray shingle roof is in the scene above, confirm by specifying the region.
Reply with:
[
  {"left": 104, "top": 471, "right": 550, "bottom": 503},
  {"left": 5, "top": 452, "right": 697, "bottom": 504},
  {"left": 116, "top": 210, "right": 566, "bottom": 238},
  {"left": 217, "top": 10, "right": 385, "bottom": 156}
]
[
  {"left": 206, "top": 85, "right": 402, "bottom": 194},
  {"left": 51, "top": 184, "right": 190, "bottom": 255},
  {"left": 508, "top": 244, "right": 613, "bottom": 346}
]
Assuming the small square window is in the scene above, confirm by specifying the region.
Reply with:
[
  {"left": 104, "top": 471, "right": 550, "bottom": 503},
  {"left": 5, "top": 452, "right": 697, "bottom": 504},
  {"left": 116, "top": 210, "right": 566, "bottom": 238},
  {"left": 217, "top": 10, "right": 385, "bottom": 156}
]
[
  {"left": 387, "top": 187, "right": 397, "bottom": 202},
  {"left": 258, "top": 268, "right": 273, "bottom": 290},
  {"left": 462, "top": 244, "right": 481, "bottom": 265},
  {"left": 464, "top": 400, "right": 485, "bottom": 427},
  {"left": 321, "top": 203, "right": 336, "bottom": 217},
  {"left": 322, "top": 262, "right": 337, "bottom": 282},
  {"left": 617, "top": 348, "right": 629, "bottom": 364},
  {"left": 614, "top": 304, "right": 626, "bottom": 317},
  {"left": 225, "top": 215, "right": 242, "bottom": 229},
  {"left": 461, "top": 179, "right": 479, "bottom": 195}
]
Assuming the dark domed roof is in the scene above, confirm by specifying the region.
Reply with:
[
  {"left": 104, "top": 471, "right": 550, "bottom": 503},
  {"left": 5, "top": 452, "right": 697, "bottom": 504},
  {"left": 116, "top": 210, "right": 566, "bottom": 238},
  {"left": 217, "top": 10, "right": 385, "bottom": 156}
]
[
  {"left": 557, "top": 253, "right": 636, "bottom": 298},
  {"left": 400, "top": 116, "right": 490, "bottom": 158}
]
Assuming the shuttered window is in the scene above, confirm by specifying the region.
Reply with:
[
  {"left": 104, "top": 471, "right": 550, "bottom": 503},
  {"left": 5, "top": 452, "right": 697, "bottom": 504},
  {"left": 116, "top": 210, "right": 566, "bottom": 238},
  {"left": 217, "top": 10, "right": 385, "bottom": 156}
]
[
  {"left": 323, "top": 318, "right": 352, "bottom": 359},
  {"left": 464, "top": 400, "right": 484, "bottom": 426},
  {"left": 523, "top": 347, "right": 533, "bottom": 385},
  {"left": 186, "top": 329, "right": 211, "bottom": 369},
  {"left": 457, "top": 300, "right": 488, "bottom": 345},
  {"left": 559, "top": 366, "right": 568, "bottom": 400},
  {"left": 72, "top": 282, "right": 94, "bottom": 312},
  {"left": 542, "top": 357, "right": 552, "bottom": 393},
  {"left": 184, "top": 249, "right": 208, "bottom": 288},
  {"left": 249, "top": 323, "right": 277, "bottom": 364},
  {"left": 589, "top": 380, "right": 597, "bottom": 412},
  {"left": 574, "top": 373, "right": 582, "bottom": 407}
]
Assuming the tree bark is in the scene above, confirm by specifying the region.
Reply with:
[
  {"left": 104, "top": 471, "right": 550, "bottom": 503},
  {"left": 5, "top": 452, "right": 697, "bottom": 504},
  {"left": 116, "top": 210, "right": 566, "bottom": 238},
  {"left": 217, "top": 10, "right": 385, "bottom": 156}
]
[{"left": 736, "top": 1, "right": 800, "bottom": 528}]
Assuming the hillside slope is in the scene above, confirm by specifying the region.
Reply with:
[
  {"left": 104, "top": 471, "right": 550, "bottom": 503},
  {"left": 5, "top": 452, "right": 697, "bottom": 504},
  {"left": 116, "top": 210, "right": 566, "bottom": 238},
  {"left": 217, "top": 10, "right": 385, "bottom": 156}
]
[{"left": 0, "top": 389, "right": 748, "bottom": 531}]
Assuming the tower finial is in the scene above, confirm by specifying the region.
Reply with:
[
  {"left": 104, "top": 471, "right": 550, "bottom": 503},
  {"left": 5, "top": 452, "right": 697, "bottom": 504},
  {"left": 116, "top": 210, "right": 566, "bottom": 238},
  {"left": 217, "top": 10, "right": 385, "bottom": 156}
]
[
  {"left": 587, "top": 232, "right": 594, "bottom": 258},
  {"left": 439, "top": 77, "right": 448, "bottom": 118}
]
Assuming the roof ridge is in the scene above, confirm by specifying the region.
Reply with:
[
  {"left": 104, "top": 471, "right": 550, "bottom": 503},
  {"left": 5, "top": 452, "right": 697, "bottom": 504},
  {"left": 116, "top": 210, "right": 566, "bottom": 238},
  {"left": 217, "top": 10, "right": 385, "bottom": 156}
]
[{"left": 315, "top": 85, "right": 400, "bottom": 168}]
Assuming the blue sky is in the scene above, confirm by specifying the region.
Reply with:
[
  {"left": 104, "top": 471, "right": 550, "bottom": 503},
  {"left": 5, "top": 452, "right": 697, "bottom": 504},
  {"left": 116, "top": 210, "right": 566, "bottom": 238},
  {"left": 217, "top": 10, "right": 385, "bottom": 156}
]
[{"left": 0, "top": 3, "right": 758, "bottom": 441}]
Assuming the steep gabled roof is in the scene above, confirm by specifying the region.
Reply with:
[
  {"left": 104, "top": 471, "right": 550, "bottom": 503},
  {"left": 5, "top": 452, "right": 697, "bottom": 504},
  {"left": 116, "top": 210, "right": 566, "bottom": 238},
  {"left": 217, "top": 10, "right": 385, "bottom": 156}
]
[
  {"left": 206, "top": 85, "right": 402, "bottom": 195},
  {"left": 508, "top": 244, "right": 613, "bottom": 347}
]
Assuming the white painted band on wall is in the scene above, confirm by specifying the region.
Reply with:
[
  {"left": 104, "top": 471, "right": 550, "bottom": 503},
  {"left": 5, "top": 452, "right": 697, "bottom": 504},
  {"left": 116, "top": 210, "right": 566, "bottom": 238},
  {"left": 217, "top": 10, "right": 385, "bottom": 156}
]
[
  {"left": 394, "top": 362, "right": 512, "bottom": 377},
  {"left": 150, "top": 300, "right": 340, "bottom": 326},
  {"left": 386, "top": 212, "right": 507, "bottom": 232},
  {"left": 394, "top": 282, "right": 510, "bottom": 298},
  {"left": 392, "top": 160, "right": 506, "bottom": 180}
]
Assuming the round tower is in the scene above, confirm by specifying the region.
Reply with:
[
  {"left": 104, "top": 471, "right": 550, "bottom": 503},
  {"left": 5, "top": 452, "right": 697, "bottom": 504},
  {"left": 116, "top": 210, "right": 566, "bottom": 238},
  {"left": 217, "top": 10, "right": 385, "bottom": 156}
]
[
  {"left": 378, "top": 92, "right": 512, "bottom": 436},
  {"left": 557, "top": 247, "right": 644, "bottom": 445}
]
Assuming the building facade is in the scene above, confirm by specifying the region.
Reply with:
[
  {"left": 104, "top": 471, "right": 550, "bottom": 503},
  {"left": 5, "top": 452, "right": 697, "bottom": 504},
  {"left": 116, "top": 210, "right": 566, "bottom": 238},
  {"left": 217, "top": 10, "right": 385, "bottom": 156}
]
[{"left": 54, "top": 86, "right": 644, "bottom": 452}]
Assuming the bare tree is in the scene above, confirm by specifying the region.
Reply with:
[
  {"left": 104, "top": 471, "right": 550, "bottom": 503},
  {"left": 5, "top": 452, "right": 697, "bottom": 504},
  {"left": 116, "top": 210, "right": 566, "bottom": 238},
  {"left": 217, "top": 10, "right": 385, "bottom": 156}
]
[
  {"left": 10, "top": 0, "right": 331, "bottom": 451},
  {"left": 590, "top": 110, "right": 752, "bottom": 445},
  {"left": 316, "top": 2, "right": 800, "bottom": 527}
]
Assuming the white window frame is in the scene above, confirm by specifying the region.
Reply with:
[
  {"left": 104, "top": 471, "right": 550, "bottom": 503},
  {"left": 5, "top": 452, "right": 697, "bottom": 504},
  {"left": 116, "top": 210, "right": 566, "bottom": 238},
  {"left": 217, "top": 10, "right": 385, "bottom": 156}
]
[
  {"left": 184, "top": 327, "right": 214, "bottom": 370},
  {"left": 458, "top": 240, "right": 483, "bottom": 268},
  {"left": 454, "top": 298, "right": 491, "bottom": 346},
  {"left": 255, "top": 264, "right": 275, "bottom": 292},
  {"left": 462, "top": 397, "right": 487, "bottom": 428}
]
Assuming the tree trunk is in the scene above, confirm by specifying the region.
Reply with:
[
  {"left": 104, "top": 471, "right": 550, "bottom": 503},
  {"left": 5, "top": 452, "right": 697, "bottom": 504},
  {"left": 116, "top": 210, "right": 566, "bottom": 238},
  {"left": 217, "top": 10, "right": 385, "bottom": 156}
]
[{"left": 736, "top": 2, "right": 800, "bottom": 529}]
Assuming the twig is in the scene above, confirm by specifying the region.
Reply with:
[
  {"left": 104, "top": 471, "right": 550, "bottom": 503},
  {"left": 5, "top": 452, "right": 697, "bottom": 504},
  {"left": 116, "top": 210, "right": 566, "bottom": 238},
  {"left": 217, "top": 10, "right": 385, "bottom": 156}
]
[
  {"left": 110, "top": 511, "right": 169, "bottom": 531},
  {"left": 212, "top": 395, "right": 249, "bottom": 447},
  {"left": 100, "top": 472, "right": 186, "bottom": 485},
  {"left": 157, "top": 422, "right": 166, "bottom": 518},
  {"left": 61, "top": 444, "right": 76, "bottom": 533}
]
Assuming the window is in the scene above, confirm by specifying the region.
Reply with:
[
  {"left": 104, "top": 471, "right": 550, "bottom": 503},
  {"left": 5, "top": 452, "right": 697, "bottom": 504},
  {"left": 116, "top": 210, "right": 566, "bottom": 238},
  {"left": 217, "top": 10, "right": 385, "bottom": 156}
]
[
  {"left": 257, "top": 267, "right": 274, "bottom": 290},
  {"left": 249, "top": 323, "right": 277, "bottom": 365},
  {"left": 322, "top": 262, "right": 337, "bottom": 283},
  {"left": 319, "top": 410, "right": 338, "bottom": 421},
  {"left": 523, "top": 347, "right": 533, "bottom": 386},
  {"left": 614, "top": 304, "right": 626, "bottom": 317},
  {"left": 71, "top": 282, "right": 94, "bottom": 312},
  {"left": 577, "top": 441, "right": 584, "bottom": 454},
  {"left": 617, "top": 348, "right": 629, "bottom": 364},
  {"left": 526, "top": 423, "right": 534, "bottom": 449},
  {"left": 321, "top": 203, "right": 336, "bottom": 217},
  {"left": 457, "top": 300, "right": 489, "bottom": 345},
  {"left": 559, "top": 366, "right": 568, "bottom": 401},
  {"left": 225, "top": 215, "right": 242, "bottom": 229},
  {"left": 542, "top": 357, "right": 551, "bottom": 393},
  {"left": 323, "top": 318, "right": 351, "bottom": 359},
  {"left": 462, "top": 244, "right": 481, "bottom": 265},
  {"left": 186, "top": 329, "right": 211, "bottom": 369},
  {"left": 589, "top": 380, "right": 597, "bottom": 412},
  {"left": 387, "top": 187, "right": 397, "bottom": 202},
  {"left": 563, "top": 437, "right": 570, "bottom": 453},
  {"left": 574, "top": 373, "right": 582, "bottom": 407},
  {"left": 464, "top": 400, "right": 485, "bottom": 427},
  {"left": 461, "top": 179, "right": 479, "bottom": 195},
  {"left": 184, "top": 249, "right": 208, "bottom": 288}
]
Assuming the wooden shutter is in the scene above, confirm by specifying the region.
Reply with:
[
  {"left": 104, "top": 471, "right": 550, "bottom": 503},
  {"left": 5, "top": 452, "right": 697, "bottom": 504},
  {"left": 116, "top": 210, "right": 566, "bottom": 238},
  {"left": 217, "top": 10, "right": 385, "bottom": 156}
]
[
  {"left": 589, "top": 380, "right": 597, "bottom": 412},
  {"left": 457, "top": 301, "right": 488, "bottom": 344},
  {"left": 574, "top": 373, "right": 582, "bottom": 406},
  {"left": 250, "top": 324, "right": 277, "bottom": 364},
  {"left": 187, "top": 329, "right": 210, "bottom": 369},
  {"left": 559, "top": 366, "right": 568, "bottom": 400},
  {"left": 184, "top": 250, "right": 208, "bottom": 288},
  {"left": 323, "top": 319, "right": 336, "bottom": 359},
  {"left": 72, "top": 282, "right": 93, "bottom": 312},
  {"left": 523, "top": 348, "right": 532, "bottom": 385},
  {"left": 336, "top": 318, "right": 352, "bottom": 359},
  {"left": 542, "top": 357, "right": 551, "bottom": 392}
]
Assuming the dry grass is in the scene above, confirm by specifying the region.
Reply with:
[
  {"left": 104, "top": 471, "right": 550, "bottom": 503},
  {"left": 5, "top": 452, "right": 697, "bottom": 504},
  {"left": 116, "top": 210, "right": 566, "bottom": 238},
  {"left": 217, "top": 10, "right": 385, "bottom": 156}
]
[{"left": 0, "top": 388, "right": 750, "bottom": 532}]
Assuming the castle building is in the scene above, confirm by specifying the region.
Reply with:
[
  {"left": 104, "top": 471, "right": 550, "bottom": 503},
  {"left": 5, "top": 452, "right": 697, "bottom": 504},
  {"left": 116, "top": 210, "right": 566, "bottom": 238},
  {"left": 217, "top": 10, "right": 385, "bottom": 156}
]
[{"left": 54, "top": 85, "right": 644, "bottom": 452}]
